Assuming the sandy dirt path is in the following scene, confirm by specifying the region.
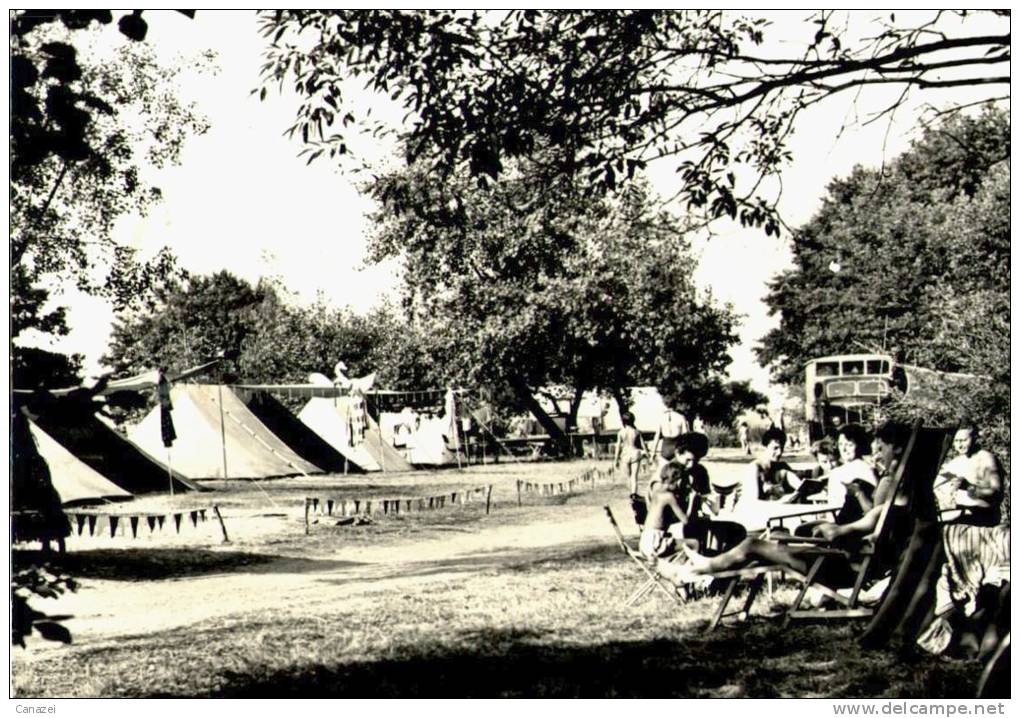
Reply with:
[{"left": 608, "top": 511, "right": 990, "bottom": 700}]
[
  {"left": 21, "top": 457, "right": 758, "bottom": 657},
  {"left": 21, "top": 497, "right": 625, "bottom": 655}
]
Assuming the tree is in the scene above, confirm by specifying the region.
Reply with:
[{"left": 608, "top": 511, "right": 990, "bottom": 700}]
[
  {"left": 756, "top": 109, "right": 1010, "bottom": 510},
  {"left": 11, "top": 10, "right": 200, "bottom": 649},
  {"left": 365, "top": 157, "right": 738, "bottom": 450},
  {"left": 103, "top": 272, "right": 402, "bottom": 405},
  {"left": 258, "top": 10, "right": 1008, "bottom": 234},
  {"left": 11, "top": 10, "right": 208, "bottom": 387},
  {"left": 756, "top": 108, "right": 1009, "bottom": 383},
  {"left": 680, "top": 378, "right": 768, "bottom": 429}
]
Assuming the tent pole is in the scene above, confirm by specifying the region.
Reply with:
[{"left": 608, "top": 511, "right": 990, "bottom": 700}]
[
  {"left": 166, "top": 446, "right": 175, "bottom": 496},
  {"left": 217, "top": 384, "right": 229, "bottom": 479}
]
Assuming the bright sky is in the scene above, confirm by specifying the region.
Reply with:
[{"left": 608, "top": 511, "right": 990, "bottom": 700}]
[{"left": 21, "top": 10, "right": 1004, "bottom": 401}]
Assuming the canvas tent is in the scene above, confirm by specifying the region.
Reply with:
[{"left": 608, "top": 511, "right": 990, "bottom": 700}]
[
  {"left": 298, "top": 396, "right": 414, "bottom": 472},
  {"left": 130, "top": 384, "right": 322, "bottom": 479},
  {"left": 17, "top": 393, "right": 198, "bottom": 495},
  {"left": 26, "top": 419, "right": 133, "bottom": 506},
  {"left": 234, "top": 388, "right": 354, "bottom": 473}
]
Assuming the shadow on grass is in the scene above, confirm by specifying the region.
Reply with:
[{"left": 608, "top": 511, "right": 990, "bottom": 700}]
[
  {"left": 12, "top": 549, "right": 364, "bottom": 581},
  {"left": 197, "top": 625, "right": 981, "bottom": 698}
]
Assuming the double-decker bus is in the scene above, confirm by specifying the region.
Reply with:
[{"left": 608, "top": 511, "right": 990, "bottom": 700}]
[
  {"left": 804, "top": 353, "right": 895, "bottom": 441},
  {"left": 805, "top": 353, "right": 982, "bottom": 441}
]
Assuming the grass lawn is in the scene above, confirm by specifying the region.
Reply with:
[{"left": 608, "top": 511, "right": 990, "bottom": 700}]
[
  {"left": 12, "top": 549, "right": 981, "bottom": 697},
  {"left": 10, "top": 459, "right": 985, "bottom": 698}
]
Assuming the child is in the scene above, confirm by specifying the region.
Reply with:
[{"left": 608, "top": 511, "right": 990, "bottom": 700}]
[{"left": 639, "top": 463, "right": 692, "bottom": 558}]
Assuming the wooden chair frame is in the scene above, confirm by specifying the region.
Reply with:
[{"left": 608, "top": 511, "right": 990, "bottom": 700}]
[
  {"left": 703, "top": 421, "right": 954, "bottom": 630},
  {"left": 604, "top": 505, "right": 686, "bottom": 607},
  {"left": 784, "top": 422, "right": 956, "bottom": 623}
]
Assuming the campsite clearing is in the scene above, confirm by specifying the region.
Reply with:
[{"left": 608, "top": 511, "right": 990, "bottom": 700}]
[{"left": 11, "top": 457, "right": 983, "bottom": 698}]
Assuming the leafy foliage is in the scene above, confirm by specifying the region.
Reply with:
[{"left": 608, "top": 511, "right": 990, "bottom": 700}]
[
  {"left": 12, "top": 566, "right": 78, "bottom": 648},
  {"left": 103, "top": 272, "right": 407, "bottom": 413},
  {"left": 757, "top": 108, "right": 1009, "bottom": 382},
  {"left": 757, "top": 109, "right": 1010, "bottom": 509},
  {"left": 258, "top": 10, "right": 1008, "bottom": 233},
  {"left": 364, "top": 157, "right": 739, "bottom": 433},
  {"left": 10, "top": 10, "right": 208, "bottom": 389}
]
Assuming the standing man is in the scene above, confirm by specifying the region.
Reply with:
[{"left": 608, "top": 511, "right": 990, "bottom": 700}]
[{"left": 651, "top": 394, "right": 689, "bottom": 466}]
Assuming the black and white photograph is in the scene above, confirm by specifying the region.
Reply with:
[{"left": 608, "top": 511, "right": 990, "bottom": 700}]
[{"left": 8, "top": 9, "right": 1011, "bottom": 704}]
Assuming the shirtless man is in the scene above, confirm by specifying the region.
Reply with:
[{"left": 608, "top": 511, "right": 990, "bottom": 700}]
[
  {"left": 651, "top": 398, "right": 690, "bottom": 466},
  {"left": 934, "top": 424, "right": 1003, "bottom": 526},
  {"left": 639, "top": 463, "right": 691, "bottom": 558}
]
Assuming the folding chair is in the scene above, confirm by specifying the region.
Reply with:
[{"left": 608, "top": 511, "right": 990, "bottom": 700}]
[
  {"left": 784, "top": 422, "right": 955, "bottom": 623},
  {"left": 604, "top": 505, "right": 685, "bottom": 607},
  {"left": 704, "top": 421, "right": 952, "bottom": 630}
]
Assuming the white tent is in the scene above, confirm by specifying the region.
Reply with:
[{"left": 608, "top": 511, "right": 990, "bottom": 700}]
[
  {"left": 130, "top": 384, "right": 322, "bottom": 479},
  {"left": 298, "top": 396, "right": 414, "bottom": 472},
  {"left": 28, "top": 420, "right": 132, "bottom": 506}
]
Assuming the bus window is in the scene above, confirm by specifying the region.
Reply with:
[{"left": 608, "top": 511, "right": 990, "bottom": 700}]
[
  {"left": 816, "top": 361, "right": 839, "bottom": 377},
  {"left": 842, "top": 360, "right": 864, "bottom": 375},
  {"left": 866, "top": 359, "right": 886, "bottom": 375}
]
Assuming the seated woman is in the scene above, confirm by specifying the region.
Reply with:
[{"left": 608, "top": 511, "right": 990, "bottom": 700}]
[
  {"left": 793, "top": 424, "right": 880, "bottom": 537},
  {"left": 659, "top": 422, "right": 912, "bottom": 588},
  {"left": 826, "top": 424, "right": 881, "bottom": 524},
  {"left": 917, "top": 422, "right": 1008, "bottom": 658}
]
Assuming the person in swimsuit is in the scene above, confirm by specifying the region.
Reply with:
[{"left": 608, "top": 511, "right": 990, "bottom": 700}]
[
  {"left": 652, "top": 398, "right": 689, "bottom": 465},
  {"left": 614, "top": 411, "right": 648, "bottom": 496},
  {"left": 639, "top": 463, "right": 692, "bottom": 558}
]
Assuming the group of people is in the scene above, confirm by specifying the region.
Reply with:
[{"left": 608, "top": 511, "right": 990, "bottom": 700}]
[{"left": 614, "top": 411, "right": 1009, "bottom": 650}]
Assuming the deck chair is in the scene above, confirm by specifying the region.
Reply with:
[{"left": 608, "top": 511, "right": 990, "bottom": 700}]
[
  {"left": 604, "top": 505, "right": 687, "bottom": 607},
  {"left": 784, "top": 422, "right": 955, "bottom": 623},
  {"left": 704, "top": 421, "right": 939, "bottom": 630}
]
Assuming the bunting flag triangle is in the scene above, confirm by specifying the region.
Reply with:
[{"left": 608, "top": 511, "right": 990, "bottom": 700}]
[
  {"left": 109, "top": 516, "right": 120, "bottom": 538},
  {"left": 157, "top": 515, "right": 165, "bottom": 531},
  {"left": 364, "top": 500, "right": 372, "bottom": 515},
  {"left": 354, "top": 500, "right": 360, "bottom": 514},
  {"left": 147, "top": 516, "right": 157, "bottom": 533},
  {"left": 87, "top": 515, "right": 97, "bottom": 536},
  {"left": 392, "top": 500, "right": 399, "bottom": 515},
  {"left": 383, "top": 500, "right": 390, "bottom": 515},
  {"left": 418, "top": 498, "right": 426, "bottom": 512},
  {"left": 405, "top": 500, "right": 412, "bottom": 513},
  {"left": 200, "top": 509, "right": 207, "bottom": 522},
  {"left": 339, "top": 500, "right": 348, "bottom": 517},
  {"left": 174, "top": 513, "right": 183, "bottom": 533},
  {"left": 312, "top": 498, "right": 320, "bottom": 513},
  {"left": 129, "top": 516, "right": 139, "bottom": 538},
  {"left": 327, "top": 500, "right": 334, "bottom": 516},
  {"left": 75, "top": 514, "right": 86, "bottom": 535},
  {"left": 190, "top": 510, "right": 199, "bottom": 527}
]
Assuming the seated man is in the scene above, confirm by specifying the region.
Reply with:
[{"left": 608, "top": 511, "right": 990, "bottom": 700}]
[
  {"left": 734, "top": 427, "right": 803, "bottom": 506},
  {"left": 660, "top": 422, "right": 912, "bottom": 589},
  {"left": 933, "top": 423, "right": 1003, "bottom": 527}
]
